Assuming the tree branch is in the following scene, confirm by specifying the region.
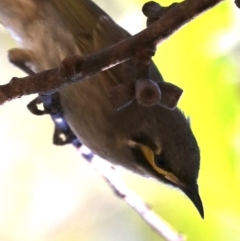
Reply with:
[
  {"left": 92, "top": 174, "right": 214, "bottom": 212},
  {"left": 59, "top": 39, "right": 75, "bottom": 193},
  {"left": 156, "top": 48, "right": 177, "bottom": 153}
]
[{"left": 0, "top": 0, "right": 224, "bottom": 105}]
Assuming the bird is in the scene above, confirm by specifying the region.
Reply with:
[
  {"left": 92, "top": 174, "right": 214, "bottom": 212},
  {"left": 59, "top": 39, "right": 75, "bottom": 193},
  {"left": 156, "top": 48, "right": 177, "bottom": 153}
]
[{"left": 0, "top": 0, "right": 204, "bottom": 218}]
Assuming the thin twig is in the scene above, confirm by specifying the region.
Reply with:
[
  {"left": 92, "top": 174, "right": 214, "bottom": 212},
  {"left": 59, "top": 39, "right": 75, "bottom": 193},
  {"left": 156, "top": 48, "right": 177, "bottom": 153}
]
[{"left": 79, "top": 145, "right": 185, "bottom": 241}]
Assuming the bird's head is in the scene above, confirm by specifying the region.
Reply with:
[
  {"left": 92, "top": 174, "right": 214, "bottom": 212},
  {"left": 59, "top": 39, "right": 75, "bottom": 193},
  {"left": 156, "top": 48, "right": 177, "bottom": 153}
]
[{"left": 126, "top": 106, "right": 204, "bottom": 218}]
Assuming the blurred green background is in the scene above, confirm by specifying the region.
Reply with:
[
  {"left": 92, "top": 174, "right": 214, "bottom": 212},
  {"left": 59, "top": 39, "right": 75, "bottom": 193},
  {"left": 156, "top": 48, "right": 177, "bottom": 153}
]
[{"left": 0, "top": 0, "right": 240, "bottom": 240}]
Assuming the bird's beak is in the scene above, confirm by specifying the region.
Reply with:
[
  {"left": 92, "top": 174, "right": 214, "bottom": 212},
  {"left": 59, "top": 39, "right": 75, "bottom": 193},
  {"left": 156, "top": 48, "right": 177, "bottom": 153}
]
[{"left": 181, "top": 183, "right": 204, "bottom": 219}]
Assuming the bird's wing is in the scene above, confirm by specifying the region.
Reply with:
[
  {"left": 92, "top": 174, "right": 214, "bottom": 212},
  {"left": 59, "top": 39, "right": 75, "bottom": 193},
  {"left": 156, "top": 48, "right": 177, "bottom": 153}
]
[
  {"left": 49, "top": 0, "right": 162, "bottom": 85},
  {"left": 49, "top": 0, "right": 130, "bottom": 54}
]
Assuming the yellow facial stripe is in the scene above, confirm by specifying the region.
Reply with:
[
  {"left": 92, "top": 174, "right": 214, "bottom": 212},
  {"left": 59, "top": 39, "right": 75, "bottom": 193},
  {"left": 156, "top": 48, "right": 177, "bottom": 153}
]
[{"left": 129, "top": 140, "right": 179, "bottom": 185}]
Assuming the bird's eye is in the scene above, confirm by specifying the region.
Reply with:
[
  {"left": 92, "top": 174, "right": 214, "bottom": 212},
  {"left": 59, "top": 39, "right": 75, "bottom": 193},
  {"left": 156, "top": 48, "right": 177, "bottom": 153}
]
[{"left": 154, "top": 154, "right": 165, "bottom": 168}]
